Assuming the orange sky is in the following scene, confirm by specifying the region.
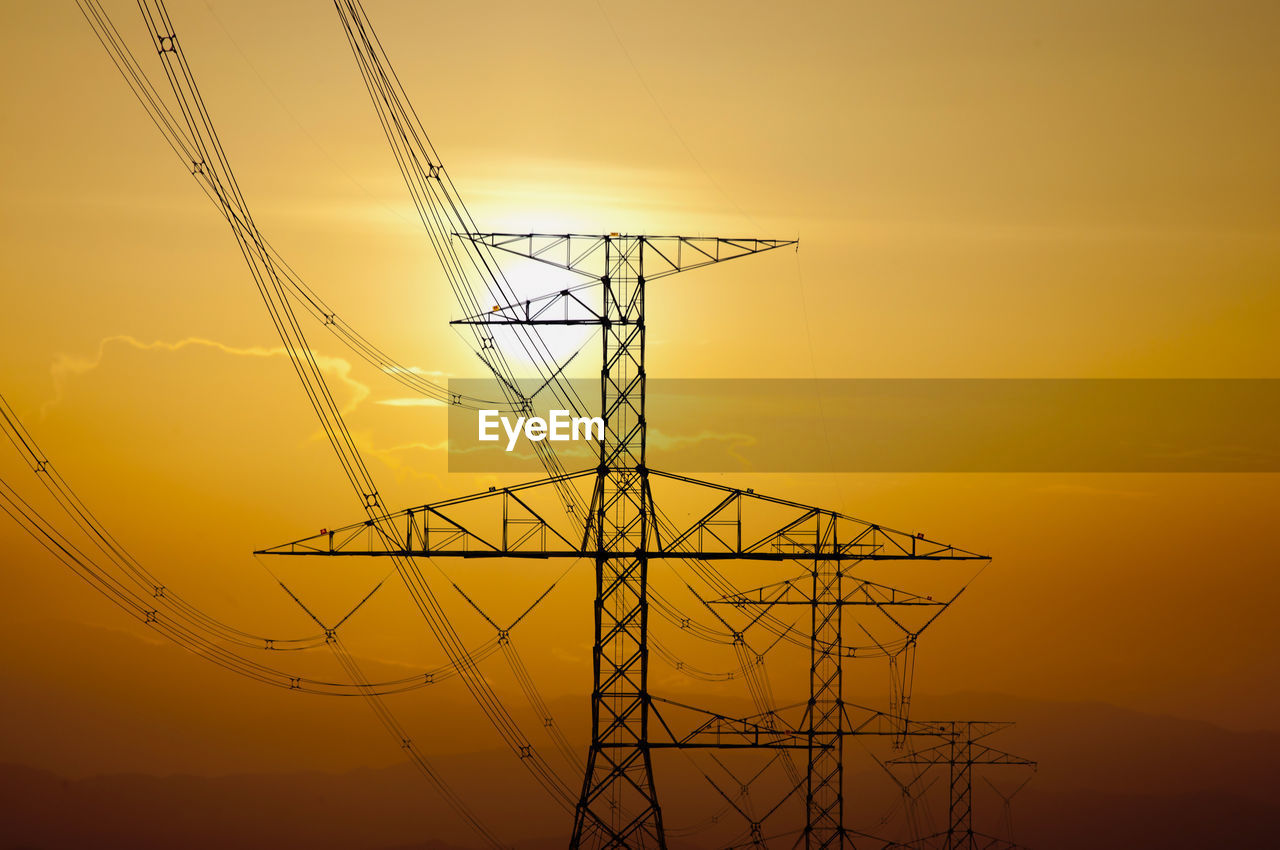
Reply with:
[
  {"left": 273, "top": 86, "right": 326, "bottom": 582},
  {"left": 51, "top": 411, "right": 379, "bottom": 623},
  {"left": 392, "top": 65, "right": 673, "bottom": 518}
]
[{"left": 2, "top": 0, "right": 1279, "bottom": 794}]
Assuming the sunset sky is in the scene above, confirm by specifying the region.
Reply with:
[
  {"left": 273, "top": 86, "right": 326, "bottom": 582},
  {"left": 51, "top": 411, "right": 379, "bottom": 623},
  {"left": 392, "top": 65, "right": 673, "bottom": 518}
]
[{"left": 2, "top": 0, "right": 1279, "bottom": 832}]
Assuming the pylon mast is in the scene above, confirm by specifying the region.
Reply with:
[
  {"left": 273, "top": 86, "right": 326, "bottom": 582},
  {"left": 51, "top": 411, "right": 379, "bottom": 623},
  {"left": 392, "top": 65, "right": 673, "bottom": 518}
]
[
  {"left": 808, "top": 530, "right": 845, "bottom": 849},
  {"left": 458, "top": 233, "right": 792, "bottom": 848},
  {"left": 582, "top": 236, "right": 657, "bottom": 847}
]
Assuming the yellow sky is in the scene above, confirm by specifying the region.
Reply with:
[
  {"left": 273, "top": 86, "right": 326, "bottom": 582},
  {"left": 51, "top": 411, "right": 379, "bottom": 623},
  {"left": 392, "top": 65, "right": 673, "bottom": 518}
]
[{"left": 2, "top": 0, "right": 1279, "bottom": 784}]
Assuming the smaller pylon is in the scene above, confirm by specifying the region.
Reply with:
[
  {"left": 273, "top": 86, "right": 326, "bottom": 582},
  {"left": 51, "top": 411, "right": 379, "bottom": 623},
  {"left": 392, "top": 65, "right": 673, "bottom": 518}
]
[{"left": 887, "top": 721, "right": 1035, "bottom": 850}]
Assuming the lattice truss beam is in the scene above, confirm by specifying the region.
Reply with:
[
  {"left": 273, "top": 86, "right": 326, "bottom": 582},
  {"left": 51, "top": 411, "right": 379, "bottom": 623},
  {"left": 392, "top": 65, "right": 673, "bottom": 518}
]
[
  {"left": 451, "top": 234, "right": 797, "bottom": 326},
  {"left": 257, "top": 469, "right": 985, "bottom": 564}
]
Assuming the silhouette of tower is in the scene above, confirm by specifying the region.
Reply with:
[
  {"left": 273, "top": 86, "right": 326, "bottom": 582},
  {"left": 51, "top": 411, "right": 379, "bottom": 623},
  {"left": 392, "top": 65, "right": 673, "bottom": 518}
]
[{"left": 261, "top": 235, "right": 987, "bottom": 847}]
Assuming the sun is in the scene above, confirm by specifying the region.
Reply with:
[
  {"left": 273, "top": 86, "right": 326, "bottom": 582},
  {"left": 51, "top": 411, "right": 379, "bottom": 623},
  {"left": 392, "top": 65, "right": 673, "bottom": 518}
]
[{"left": 469, "top": 249, "right": 597, "bottom": 380}]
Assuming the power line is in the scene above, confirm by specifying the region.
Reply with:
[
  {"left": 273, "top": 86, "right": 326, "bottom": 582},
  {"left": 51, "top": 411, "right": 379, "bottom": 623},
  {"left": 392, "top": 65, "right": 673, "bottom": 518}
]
[{"left": 59, "top": 2, "right": 1024, "bottom": 846}]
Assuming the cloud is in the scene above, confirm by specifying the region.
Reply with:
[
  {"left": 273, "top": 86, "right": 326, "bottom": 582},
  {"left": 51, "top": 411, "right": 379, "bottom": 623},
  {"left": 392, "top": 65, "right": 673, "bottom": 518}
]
[
  {"left": 373, "top": 440, "right": 450, "bottom": 455},
  {"left": 381, "top": 365, "right": 450, "bottom": 379},
  {"left": 646, "top": 428, "right": 759, "bottom": 452},
  {"left": 376, "top": 398, "right": 446, "bottom": 408},
  {"left": 646, "top": 427, "right": 760, "bottom": 469},
  {"left": 45, "top": 335, "right": 370, "bottom": 416}
]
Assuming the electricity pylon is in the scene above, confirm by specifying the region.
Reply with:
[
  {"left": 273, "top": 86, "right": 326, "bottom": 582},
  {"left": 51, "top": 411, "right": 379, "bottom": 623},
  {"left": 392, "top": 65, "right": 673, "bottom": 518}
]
[
  {"left": 887, "top": 721, "right": 1035, "bottom": 850},
  {"left": 260, "top": 233, "right": 987, "bottom": 849},
  {"left": 707, "top": 575, "right": 957, "bottom": 847}
]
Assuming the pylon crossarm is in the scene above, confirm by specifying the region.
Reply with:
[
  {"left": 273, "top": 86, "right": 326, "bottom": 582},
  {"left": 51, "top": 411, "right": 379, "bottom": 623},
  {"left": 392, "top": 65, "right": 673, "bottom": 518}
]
[
  {"left": 257, "top": 471, "right": 987, "bottom": 561},
  {"left": 708, "top": 575, "right": 952, "bottom": 608},
  {"left": 458, "top": 233, "right": 612, "bottom": 279},
  {"left": 450, "top": 233, "right": 796, "bottom": 328},
  {"left": 638, "top": 236, "right": 798, "bottom": 279},
  {"left": 458, "top": 232, "right": 797, "bottom": 279},
  {"left": 882, "top": 719, "right": 1017, "bottom": 755},
  {"left": 887, "top": 742, "right": 1034, "bottom": 768},
  {"left": 255, "top": 469, "right": 595, "bottom": 557},
  {"left": 649, "top": 470, "right": 988, "bottom": 561},
  {"left": 839, "top": 703, "right": 949, "bottom": 740},
  {"left": 647, "top": 696, "right": 812, "bottom": 750},
  {"left": 951, "top": 720, "right": 1015, "bottom": 743},
  {"left": 451, "top": 286, "right": 606, "bottom": 326}
]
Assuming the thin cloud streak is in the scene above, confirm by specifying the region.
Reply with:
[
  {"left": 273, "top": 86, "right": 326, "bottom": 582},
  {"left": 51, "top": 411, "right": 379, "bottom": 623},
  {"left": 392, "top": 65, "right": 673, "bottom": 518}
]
[{"left": 45, "top": 335, "right": 370, "bottom": 416}]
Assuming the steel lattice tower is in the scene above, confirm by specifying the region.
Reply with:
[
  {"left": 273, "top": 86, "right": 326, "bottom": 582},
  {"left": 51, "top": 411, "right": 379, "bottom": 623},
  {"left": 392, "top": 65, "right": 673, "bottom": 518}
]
[
  {"left": 887, "top": 720, "right": 1035, "bottom": 850},
  {"left": 261, "top": 234, "right": 989, "bottom": 848}
]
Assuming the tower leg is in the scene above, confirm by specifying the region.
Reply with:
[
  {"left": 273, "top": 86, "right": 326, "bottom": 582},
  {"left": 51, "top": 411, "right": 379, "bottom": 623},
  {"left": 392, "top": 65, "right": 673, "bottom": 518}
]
[{"left": 571, "top": 549, "right": 664, "bottom": 848}]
